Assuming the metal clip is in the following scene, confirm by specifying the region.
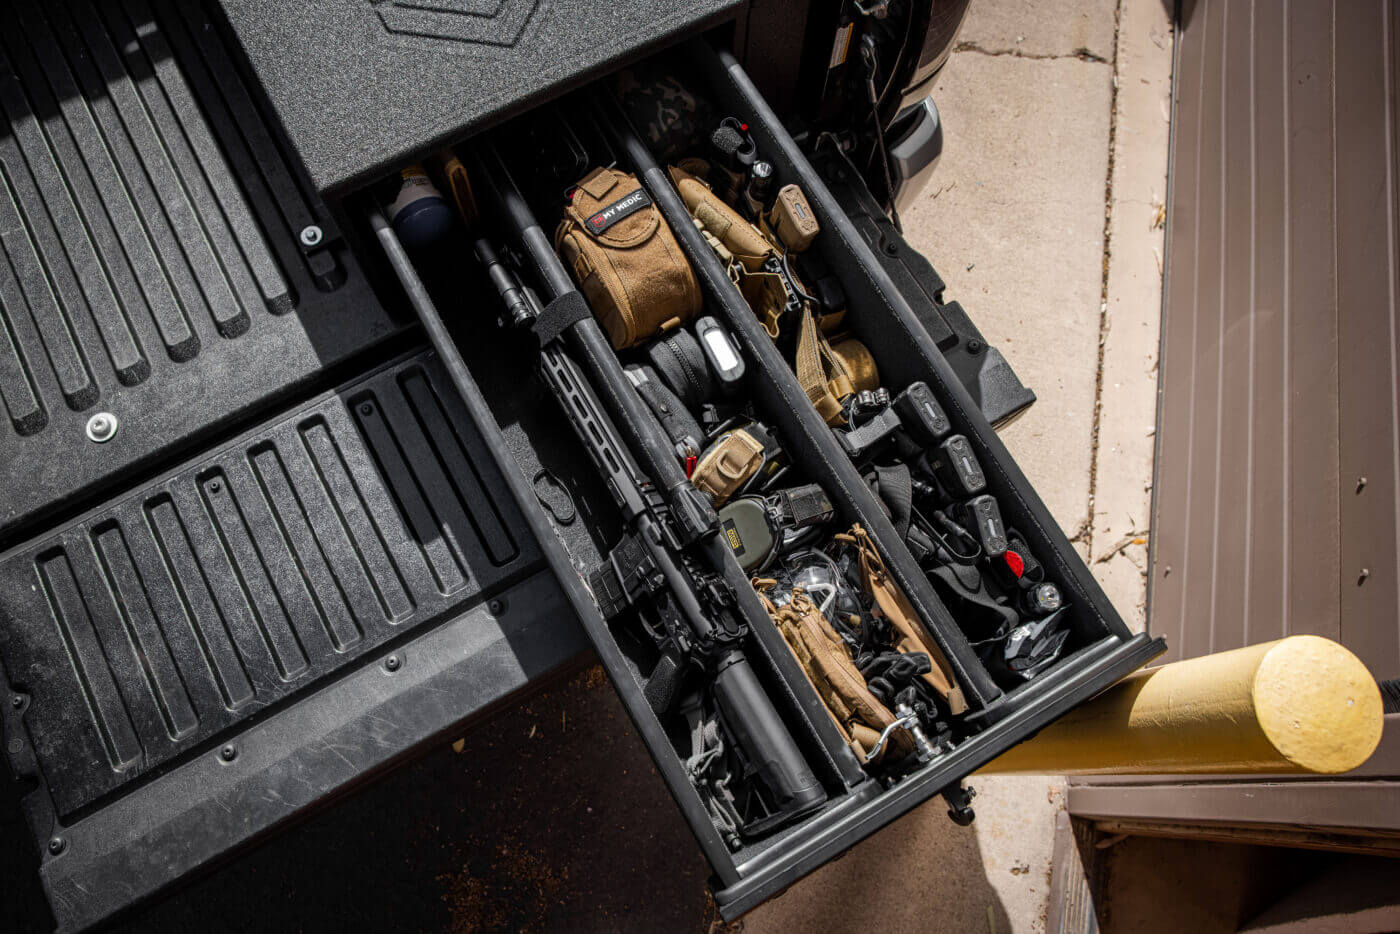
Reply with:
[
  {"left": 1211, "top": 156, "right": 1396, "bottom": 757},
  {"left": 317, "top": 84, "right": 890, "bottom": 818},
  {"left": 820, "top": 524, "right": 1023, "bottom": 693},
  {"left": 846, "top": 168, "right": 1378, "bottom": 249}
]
[{"left": 864, "top": 702, "right": 941, "bottom": 763}]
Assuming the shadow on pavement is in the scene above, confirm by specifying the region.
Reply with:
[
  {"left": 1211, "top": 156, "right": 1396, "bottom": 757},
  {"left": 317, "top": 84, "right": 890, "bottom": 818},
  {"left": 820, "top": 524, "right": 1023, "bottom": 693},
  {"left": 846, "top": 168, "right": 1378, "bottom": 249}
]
[
  {"left": 110, "top": 666, "right": 715, "bottom": 933},
  {"left": 8, "top": 662, "right": 1012, "bottom": 932},
  {"left": 742, "top": 790, "right": 1012, "bottom": 934}
]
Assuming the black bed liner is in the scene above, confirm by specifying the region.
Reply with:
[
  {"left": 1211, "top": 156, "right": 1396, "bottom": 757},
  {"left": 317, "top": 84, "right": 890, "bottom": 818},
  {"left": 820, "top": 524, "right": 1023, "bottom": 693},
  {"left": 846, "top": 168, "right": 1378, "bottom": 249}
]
[
  {"left": 0, "top": 349, "right": 536, "bottom": 818},
  {"left": 0, "top": 0, "right": 400, "bottom": 544},
  {"left": 1, "top": 349, "right": 592, "bottom": 931}
]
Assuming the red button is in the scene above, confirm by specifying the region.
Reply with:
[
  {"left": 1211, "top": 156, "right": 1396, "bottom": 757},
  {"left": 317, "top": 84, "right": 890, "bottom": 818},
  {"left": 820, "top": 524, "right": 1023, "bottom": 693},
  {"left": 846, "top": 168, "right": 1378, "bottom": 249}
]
[{"left": 1004, "top": 550, "right": 1025, "bottom": 578}]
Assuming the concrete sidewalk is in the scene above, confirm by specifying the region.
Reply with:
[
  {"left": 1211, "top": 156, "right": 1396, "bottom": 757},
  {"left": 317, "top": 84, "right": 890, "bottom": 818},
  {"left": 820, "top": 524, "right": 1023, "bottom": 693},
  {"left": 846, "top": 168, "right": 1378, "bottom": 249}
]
[{"left": 743, "top": 0, "right": 1171, "bottom": 931}]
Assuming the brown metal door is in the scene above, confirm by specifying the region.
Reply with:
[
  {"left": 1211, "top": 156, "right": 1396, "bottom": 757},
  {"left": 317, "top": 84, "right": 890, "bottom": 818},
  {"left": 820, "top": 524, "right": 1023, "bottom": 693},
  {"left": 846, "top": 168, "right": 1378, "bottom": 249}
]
[
  {"left": 1071, "top": 0, "right": 1400, "bottom": 846},
  {"left": 1151, "top": 0, "right": 1400, "bottom": 681}
]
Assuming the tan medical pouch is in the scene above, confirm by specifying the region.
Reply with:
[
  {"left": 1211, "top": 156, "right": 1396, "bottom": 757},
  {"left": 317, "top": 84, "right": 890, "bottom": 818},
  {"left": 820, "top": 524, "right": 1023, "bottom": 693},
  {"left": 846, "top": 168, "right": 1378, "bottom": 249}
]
[{"left": 555, "top": 167, "right": 701, "bottom": 349}]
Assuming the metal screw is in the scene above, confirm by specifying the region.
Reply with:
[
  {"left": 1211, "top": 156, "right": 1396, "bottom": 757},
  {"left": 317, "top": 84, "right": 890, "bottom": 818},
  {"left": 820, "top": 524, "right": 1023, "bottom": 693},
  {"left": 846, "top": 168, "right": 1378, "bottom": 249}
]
[
  {"left": 967, "top": 339, "right": 984, "bottom": 355},
  {"left": 882, "top": 239, "right": 899, "bottom": 256},
  {"left": 360, "top": 403, "right": 374, "bottom": 416},
  {"left": 208, "top": 480, "right": 222, "bottom": 494},
  {"left": 384, "top": 655, "right": 401, "bottom": 672},
  {"left": 48, "top": 837, "right": 65, "bottom": 855},
  {"left": 299, "top": 225, "right": 324, "bottom": 247},
  {"left": 1357, "top": 476, "right": 1368, "bottom": 494},
  {"left": 488, "top": 599, "right": 504, "bottom": 615},
  {"left": 1358, "top": 568, "right": 1371, "bottom": 586},
  {"left": 85, "top": 411, "right": 118, "bottom": 443},
  {"left": 10, "top": 695, "right": 22, "bottom": 709},
  {"left": 220, "top": 744, "right": 237, "bottom": 762}
]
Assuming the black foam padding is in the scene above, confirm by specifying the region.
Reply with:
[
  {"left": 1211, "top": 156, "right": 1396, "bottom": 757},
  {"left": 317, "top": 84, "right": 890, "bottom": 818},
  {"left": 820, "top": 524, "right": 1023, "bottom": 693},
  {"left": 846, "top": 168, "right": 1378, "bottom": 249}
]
[
  {"left": 0, "top": 351, "right": 539, "bottom": 817},
  {"left": 0, "top": 0, "right": 401, "bottom": 542},
  {"left": 217, "top": 0, "right": 742, "bottom": 193}
]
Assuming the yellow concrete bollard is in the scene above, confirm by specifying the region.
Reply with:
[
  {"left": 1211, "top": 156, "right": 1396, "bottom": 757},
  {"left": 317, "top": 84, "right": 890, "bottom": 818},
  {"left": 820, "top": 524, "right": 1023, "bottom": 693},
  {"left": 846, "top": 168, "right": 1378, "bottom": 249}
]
[{"left": 977, "top": 635, "right": 1384, "bottom": 775}]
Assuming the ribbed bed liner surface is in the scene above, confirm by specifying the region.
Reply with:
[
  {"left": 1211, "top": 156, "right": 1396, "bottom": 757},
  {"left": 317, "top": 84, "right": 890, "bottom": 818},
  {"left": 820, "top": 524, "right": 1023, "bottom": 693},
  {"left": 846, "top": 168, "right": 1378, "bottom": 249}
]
[
  {"left": 0, "top": 350, "right": 541, "bottom": 818},
  {"left": 0, "top": 0, "right": 401, "bottom": 542}
]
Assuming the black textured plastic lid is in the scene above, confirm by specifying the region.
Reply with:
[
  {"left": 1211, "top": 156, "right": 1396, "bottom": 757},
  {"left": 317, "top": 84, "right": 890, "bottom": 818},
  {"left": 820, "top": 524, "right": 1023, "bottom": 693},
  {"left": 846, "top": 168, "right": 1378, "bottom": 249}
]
[{"left": 217, "top": 0, "right": 743, "bottom": 193}]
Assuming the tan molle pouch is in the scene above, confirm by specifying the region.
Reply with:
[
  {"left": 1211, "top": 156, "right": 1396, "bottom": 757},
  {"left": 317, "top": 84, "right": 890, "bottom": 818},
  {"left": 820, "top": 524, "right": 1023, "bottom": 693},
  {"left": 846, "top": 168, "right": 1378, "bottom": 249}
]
[
  {"left": 669, "top": 166, "right": 774, "bottom": 272},
  {"left": 691, "top": 428, "right": 765, "bottom": 506},
  {"left": 742, "top": 267, "right": 792, "bottom": 339},
  {"left": 768, "top": 183, "right": 820, "bottom": 252},
  {"left": 555, "top": 167, "right": 701, "bottom": 349},
  {"left": 670, "top": 166, "right": 793, "bottom": 338},
  {"left": 840, "top": 525, "right": 968, "bottom": 715},
  {"left": 756, "top": 587, "right": 909, "bottom": 765}
]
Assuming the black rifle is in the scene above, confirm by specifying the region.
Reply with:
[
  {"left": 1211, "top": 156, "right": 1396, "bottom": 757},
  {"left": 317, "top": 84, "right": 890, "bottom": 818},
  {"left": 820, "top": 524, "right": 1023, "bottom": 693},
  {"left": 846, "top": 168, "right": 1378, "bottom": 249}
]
[{"left": 477, "top": 238, "right": 827, "bottom": 837}]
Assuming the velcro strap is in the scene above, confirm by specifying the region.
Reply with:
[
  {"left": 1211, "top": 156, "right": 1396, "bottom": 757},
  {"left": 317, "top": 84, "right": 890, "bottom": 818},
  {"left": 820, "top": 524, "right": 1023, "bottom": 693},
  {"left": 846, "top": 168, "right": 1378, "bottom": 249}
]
[
  {"left": 694, "top": 201, "right": 733, "bottom": 241},
  {"left": 533, "top": 291, "right": 592, "bottom": 346}
]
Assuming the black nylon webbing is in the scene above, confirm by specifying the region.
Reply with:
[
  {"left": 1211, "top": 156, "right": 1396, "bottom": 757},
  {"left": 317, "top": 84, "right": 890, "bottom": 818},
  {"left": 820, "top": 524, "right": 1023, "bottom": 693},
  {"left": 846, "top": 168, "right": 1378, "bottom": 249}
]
[
  {"left": 535, "top": 291, "right": 592, "bottom": 346},
  {"left": 872, "top": 464, "right": 914, "bottom": 539}
]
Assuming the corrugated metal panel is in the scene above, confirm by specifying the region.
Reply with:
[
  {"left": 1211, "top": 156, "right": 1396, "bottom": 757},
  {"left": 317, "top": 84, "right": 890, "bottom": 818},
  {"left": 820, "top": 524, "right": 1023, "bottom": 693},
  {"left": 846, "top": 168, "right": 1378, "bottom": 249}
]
[{"left": 1152, "top": 0, "right": 1400, "bottom": 680}]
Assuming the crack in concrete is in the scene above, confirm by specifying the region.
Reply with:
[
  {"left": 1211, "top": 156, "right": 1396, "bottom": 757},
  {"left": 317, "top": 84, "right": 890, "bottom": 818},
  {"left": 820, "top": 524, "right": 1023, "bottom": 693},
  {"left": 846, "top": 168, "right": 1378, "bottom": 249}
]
[
  {"left": 953, "top": 40, "right": 1110, "bottom": 64},
  {"left": 1083, "top": 0, "right": 1127, "bottom": 561}
]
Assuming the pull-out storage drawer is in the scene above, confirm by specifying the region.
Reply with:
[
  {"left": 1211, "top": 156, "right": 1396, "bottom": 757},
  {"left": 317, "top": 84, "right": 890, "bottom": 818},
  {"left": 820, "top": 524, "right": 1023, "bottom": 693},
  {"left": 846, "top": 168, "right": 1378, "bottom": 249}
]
[
  {"left": 367, "top": 37, "right": 1164, "bottom": 919},
  {"left": 619, "top": 40, "right": 1162, "bottom": 730}
]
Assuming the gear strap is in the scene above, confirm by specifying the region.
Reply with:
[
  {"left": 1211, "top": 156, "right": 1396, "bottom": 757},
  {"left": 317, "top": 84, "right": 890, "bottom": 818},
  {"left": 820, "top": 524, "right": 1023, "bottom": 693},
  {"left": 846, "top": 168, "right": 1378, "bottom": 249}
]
[
  {"left": 870, "top": 464, "right": 914, "bottom": 538},
  {"left": 796, "top": 301, "right": 855, "bottom": 426},
  {"left": 533, "top": 291, "right": 592, "bottom": 346}
]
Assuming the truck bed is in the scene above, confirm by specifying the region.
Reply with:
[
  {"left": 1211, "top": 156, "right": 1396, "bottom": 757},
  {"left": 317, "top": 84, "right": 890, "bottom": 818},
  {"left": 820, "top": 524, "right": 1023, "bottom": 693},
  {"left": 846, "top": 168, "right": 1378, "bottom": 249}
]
[
  {"left": 0, "top": 3, "right": 612, "bottom": 927},
  {"left": 1, "top": 2, "right": 1146, "bottom": 929}
]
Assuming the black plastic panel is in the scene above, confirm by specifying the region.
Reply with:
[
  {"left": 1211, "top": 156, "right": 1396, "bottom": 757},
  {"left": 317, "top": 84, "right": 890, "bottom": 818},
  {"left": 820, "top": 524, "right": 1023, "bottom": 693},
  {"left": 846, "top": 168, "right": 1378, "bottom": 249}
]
[
  {"left": 0, "top": 350, "right": 538, "bottom": 818},
  {"left": 812, "top": 146, "right": 1037, "bottom": 427},
  {"left": 34, "top": 567, "right": 585, "bottom": 933},
  {"left": 0, "top": 0, "right": 402, "bottom": 541},
  {"left": 215, "top": 0, "right": 743, "bottom": 193}
]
